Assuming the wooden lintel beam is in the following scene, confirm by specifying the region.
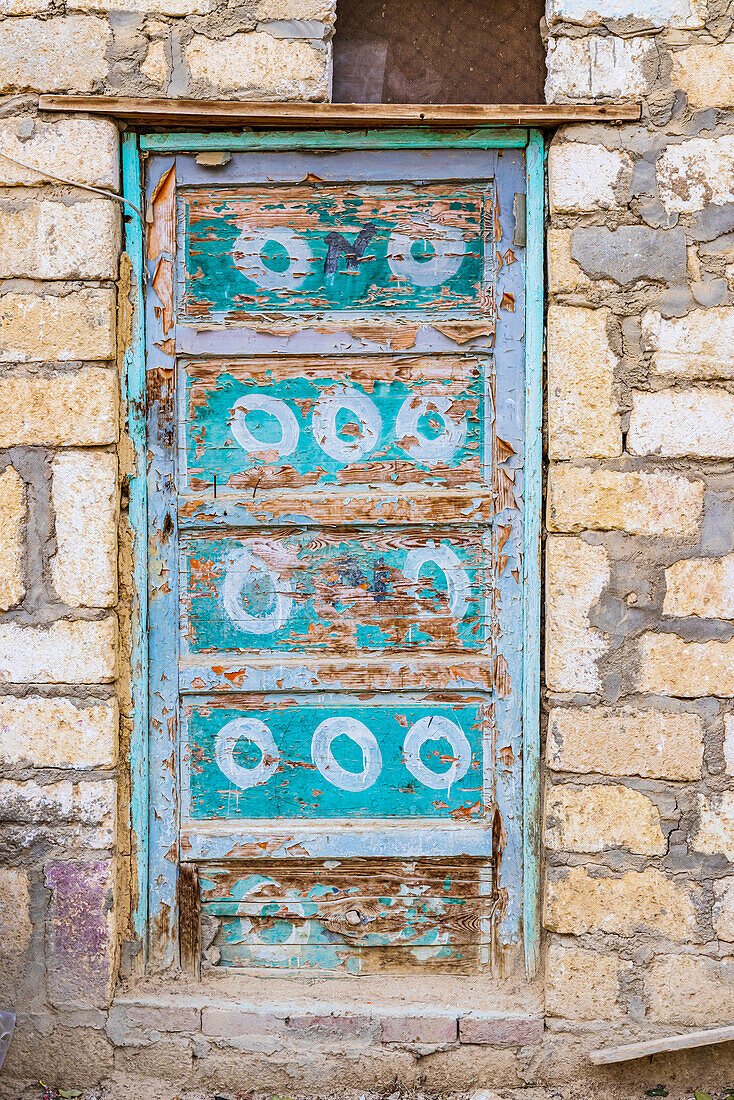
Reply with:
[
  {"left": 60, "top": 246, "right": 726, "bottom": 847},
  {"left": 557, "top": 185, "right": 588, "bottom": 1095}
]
[
  {"left": 38, "top": 96, "right": 641, "bottom": 128},
  {"left": 590, "top": 1025, "right": 734, "bottom": 1066}
]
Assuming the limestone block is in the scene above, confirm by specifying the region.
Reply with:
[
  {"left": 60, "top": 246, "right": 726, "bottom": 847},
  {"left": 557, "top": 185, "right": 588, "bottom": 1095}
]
[
  {"left": 646, "top": 954, "right": 734, "bottom": 1024},
  {"left": 0, "top": 695, "right": 117, "bottom": 767},
  {"left": 51, "top": 452, "right": 118, "bottom": 608},
  {"left": 0, "top": 115, "right": 118, "bottom": 187},
  {"left": 0, "top": 466, "right": 24, "bottom": 610},
  {"left": 185, "top": 31, "right": 328, "bottom": 99},
  {"left": 0, "top": 368, "right": 118, "bottom": 446},
  {"left": 549, "top": 142, "right": 631, "bottom": 213},
  {"left": 714, "top": 878, "right": 734, "bottom": 940},
  {"left": 548, "top": 466, "right": 703, "bottom": 537},
  {"left": 0, "top": 0, "right": 50, "bottom": 11},
  {"left": 570, "top": 226, "right": 687, "bottom": 286},
  {"left": 0, "top": 867, "right": 31, "bottom": 955},
  {"left": 546, "top": 537, "right": 609, "bottom": 693},
  {"left": 547, "top": 706, "right": 704, "bottom": 780},
  {"left": 545, "top": 943, "right": 624, "bottom": 1021},
  {"left": 725, "top": 715, "right": 734, "bottom": 775},
  {"left": 664, "top": 554, "right": 734, "bottom": 619},
  {"left": 0, "top": 199, "right": 119, "bottom": 280},
  {"left": 0, "top": 777, "right": 113, "bottom": 824},
  {"left": 546, "top": 36, "right": 652, "bottom": 102},
  {"left": 45, "top": 859, "right": 114, "bottom": 1008},
  {"left": 547, "top": 0, "right": 705, "bottom": 27},
  {"left": 70, "top": 0, "right": 209, "bottom": 10},
  {"left": 0, "top": 16, "right": 109, "bottom": 93},
  {"left": 693, "top": 791, "right": 734, "bottom": 860},
  {"left": 545, "top": 865, "right": 696, "bottom": 939},
  {"left": 638, "top": 633, "right": 734, "bottom": 697},
  {"left": 673, "top": 45, "right": 734, "bottom": 109},
  {"left": 255, "top": 0, "right": 335, "bottom": 18},
  {"left": 628, "top": 388, "right": 734, "bottom": 458},
  {"left": 657, "top": 135, "right": 734, "bottom": 215},
  {"left": 0, "top": 616, "right": 117, "bottom": 684},
  {"left": 0, "top": 291, "right": 116, "bottom": 364},
  {"left": 547, "top": 306, "right": 622, "bottom": 459},
  {"left": 547, "top": 229, "right": 590, "bottom": 293},
  {"left": 642, "top": 308, "right": 734, "bottom": 379},
  {"left": 545, "top": 783, "right": 665, "bottom": 854},
  {"left": 140, "top": 40, "right": 168, "bottom": 86}
]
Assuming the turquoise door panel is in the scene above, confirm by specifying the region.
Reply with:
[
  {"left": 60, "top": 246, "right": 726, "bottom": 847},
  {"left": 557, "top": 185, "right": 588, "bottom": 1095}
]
[
  {"left": 182, "top": 529, "right": 488, "bottom": 653},
  {"left": 181, "top": 355, "right": 488, "bottom": 495},
  {"left": 182, "top": 695, "right": 488, "bottom": 821},
  {"left": 180, "top": 182, "right": 494, "bottom": 320}
]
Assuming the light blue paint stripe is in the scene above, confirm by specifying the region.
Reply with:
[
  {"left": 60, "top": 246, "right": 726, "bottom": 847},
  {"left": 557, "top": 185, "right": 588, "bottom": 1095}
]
[
  {"left": 522, "top": 128, "right": 545, "bottom": 981},
  {"left": 122, "top": 133, "right": 150, "bottom": 958},
  {"left": 140, "top": 127, "right": 528, "bottom": 152}
]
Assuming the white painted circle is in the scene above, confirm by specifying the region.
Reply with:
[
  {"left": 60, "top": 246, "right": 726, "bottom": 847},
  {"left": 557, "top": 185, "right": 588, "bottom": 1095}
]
[
  {"left": 387, "top": 221, "right": 466, "bottom": 287},
  {"left": 215, "top": 717, "right": 280, "bottom": 790},
  {"left": 231, "top": 395, "right": 299, "bottom": 457},
  {"left": 402, "top": 544, "right": 471, "bottom": 620},
  {"left": 312, "top": 386, "right": 381, "bottom": 463},
  {"left": 222, "top": 548, "right": 292, "bottom": 635},
  {"left": 233, "top": 226, "right": 313, "bottom": 290},
  {"left": 311, "top": 717, "right": 382, "bottom": 792},
  {"left": 395, "top": 394, "right": 467, "bottom": 463},
  {"left": 403, "top": 716, "right": 472, "bottom": 790}
]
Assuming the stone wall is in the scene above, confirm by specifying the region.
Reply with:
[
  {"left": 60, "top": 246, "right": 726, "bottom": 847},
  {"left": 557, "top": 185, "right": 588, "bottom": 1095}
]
[
  {"left": 2, "top": 0, "right": 734, "bottom": 1095},
  {"left": 544, "top": 0, "right": 734, "bottom": 1064}
]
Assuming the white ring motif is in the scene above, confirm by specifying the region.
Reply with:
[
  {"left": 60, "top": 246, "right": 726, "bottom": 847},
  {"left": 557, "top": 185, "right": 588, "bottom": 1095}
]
[
  {"left": 215, "top": 717, "right": 280, "bottom": 790},
  {"left": 387, "top": 220, "right": 466, "bottom": 287},
  {"left": 395, "top": 394, "right": 467, "bottom": 463},
  {"left": 231, "top": 395, "right": 299, "bottom": 458},
  {"left": 232, "top": 226, "right": 313, "bottom": 291},
  {"left": 403, "top": 716, "right": 472, "bottom": 790},
  {"left": 402, "top": 544, "right": 471, "bottom": 620},
  {"left": 312, "top": 385, "right": 381, "bottom": 463},
  {"left": 311, "top": 717, "right": 382, "bottom": 793},
  {"left": 222, "top": 548, "right": 292, "bottom": 635}
]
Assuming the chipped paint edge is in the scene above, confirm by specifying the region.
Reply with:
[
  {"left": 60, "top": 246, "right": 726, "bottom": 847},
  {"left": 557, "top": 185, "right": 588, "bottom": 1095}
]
[
  {"left": 122, "top": 132, "right": 150, "bottom": 962},
  {"left": 522, "top": 129, "right": 544, "bottom": 981}
]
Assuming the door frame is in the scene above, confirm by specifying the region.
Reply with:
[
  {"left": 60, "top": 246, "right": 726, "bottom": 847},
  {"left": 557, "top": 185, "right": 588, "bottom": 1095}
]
[{"left": 122, "top": 126, "right": 544, "bottom": 977}]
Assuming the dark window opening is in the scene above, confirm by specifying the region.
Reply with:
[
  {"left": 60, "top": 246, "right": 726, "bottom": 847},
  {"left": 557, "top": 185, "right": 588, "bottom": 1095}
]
[{"left": 332, "top": 0, "right": 545, "bottom": 105}]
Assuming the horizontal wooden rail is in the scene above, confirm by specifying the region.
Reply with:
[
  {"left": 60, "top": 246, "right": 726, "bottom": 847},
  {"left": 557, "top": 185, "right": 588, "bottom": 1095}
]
[
  {"left": 39, "top": 96, "right": 641, "bottom": 128},
  {"left": 590, "top": 1025, "right": 734, "bottom": 1065}
]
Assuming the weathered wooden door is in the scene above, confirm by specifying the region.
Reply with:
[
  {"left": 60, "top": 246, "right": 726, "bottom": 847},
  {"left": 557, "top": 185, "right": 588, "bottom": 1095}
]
[{"left": 143, "top": 133, "right": 538, "bottom": 975}]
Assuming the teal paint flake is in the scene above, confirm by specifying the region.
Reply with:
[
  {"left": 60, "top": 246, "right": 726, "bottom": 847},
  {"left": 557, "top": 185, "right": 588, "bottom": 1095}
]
[
  {"left": 183, "top": 368, "right": 484, "bottom": 493},
  {"left": 181, "top": 183, "right": 492, "bottom": 318},
  {"left": 185, "top": 699, "right": 486, "bottom": 820},
  {"left": 183, "top": 531, "right": 486, "bottom": 652}
]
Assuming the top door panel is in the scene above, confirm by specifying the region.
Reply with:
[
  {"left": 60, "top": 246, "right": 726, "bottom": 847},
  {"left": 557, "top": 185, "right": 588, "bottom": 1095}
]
[{"left": 179, "top": 182, "right": 494, "bottom": 322}]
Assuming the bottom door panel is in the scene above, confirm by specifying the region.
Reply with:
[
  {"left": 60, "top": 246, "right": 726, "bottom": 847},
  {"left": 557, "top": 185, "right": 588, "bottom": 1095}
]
[
  {"left": 199, "top": 857, "right": 501, "bottom": 975},
  {"left": 182, "top": 693, "right": 491, "bottom": 821}
]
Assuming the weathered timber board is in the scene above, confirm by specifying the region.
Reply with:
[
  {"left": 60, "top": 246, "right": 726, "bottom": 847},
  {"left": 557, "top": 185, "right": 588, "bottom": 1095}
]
[
  {"left": 181, "top": 694, "right": 489, "bottom": 820},
  {"left": 179, "top": 182, "right": 494, "bottom": 321},
  {"left": 180, "top": 355, "right": 489, "bottom": 495},
  {"left": 180, "top": 528, "right": 488, "bottom": 653},
  {"left": 199, "top": 856, "right": 494, "bottom": 974}
]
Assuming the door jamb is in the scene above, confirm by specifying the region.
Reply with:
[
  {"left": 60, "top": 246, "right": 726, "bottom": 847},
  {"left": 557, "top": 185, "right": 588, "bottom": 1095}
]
[{"left": 121, "top": 126, "right": 544, "bottom": 977}]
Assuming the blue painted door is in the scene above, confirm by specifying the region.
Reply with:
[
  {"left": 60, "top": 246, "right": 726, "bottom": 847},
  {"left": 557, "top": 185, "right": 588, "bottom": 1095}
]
[{"left": 144, "top": 144, "right": 528, "bottom": 974}]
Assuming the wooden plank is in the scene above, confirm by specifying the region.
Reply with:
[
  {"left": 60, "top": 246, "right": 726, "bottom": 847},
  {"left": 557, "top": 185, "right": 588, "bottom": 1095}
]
[
  {"left": 39, "top": 96, "right": 641, "bottom": 127},
  {"left": 179, "top": 182, "right": 494, "bottom": 321},
  {"left": 522, "top": 129, "right": 544, "bottom": 981},
  {"left": 590, "top": 1026, "right": 734, "bottom": 1066},
  {"left": 179, "top": 355, "right": 487, "bottom": 497},
  {"left": 145, "top": 155, "right": 180, "bottom": 968},
  {"left": 121, "top": 134, "right": 150, "bottom": 963},
  {"left": 178, "top": 653, "right": 494, "bottom": 694},
  {"left": 180, "top": 528, "right": 488, "bottom": 654},
  {"left": 181, "top": 693, "right": 489, "bottom": 822},
  {"left": 215, "top": 940, "right": 478, "bottom": 974},
  {"left": 145, "top": 128, "right": 528, "bottom": 152},
  {"left": 178, "top": 863, "right": 201, "bottom": 977}
]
